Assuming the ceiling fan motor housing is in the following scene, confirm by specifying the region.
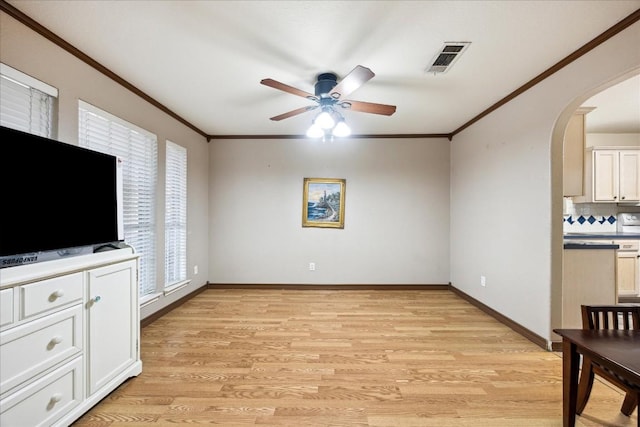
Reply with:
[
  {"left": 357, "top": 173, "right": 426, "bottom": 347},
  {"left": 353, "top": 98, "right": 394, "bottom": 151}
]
[{"left": 315, "top": 73, "right": 338, "bottom": 98}]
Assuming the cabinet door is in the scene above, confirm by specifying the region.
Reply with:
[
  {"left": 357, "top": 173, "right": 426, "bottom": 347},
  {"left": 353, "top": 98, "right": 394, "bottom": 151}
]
[
  {"left": 593, "top": 151, "right": 618, "bottom": 202},
  {"left": 618, "top": 150, "right": 640, "bottom": 202},
  {"left": 86, "top": 260, "right": 137, "bottom": 395},
  {"left": 563, "top": 114, "right": 585, "bottom": 197},
  {"left": 617, "top": 252, "right": 638, "bottom": 296}
]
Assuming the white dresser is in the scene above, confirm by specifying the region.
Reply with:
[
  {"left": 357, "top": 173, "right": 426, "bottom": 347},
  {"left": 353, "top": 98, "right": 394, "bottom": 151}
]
[{"left": 0, "top": 248, "right": 142, "bottom": 426}]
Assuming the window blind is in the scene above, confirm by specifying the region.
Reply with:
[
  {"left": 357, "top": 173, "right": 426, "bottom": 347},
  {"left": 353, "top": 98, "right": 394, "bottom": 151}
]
[
  {"left": 165, "top": 140, "right": 187, "bottom": 287},
  {"left": 0, "top": 63, "right": 57, "bottom": 137},
  {"left": 78, "top": 100, "right": 158, "bottom": 297}
]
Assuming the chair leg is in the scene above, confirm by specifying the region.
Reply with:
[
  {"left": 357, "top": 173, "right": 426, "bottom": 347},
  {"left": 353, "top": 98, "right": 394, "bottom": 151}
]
[
  {"left": 576, "top": 360, "right": 595, "bottom": 415},
  {"left": 620, "top": 391, "right": 638, "bottom": 417}
]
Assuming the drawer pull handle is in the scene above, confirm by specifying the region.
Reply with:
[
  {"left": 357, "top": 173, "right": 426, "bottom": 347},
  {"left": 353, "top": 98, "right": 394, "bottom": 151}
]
[
  {"left": 93, "top": 295, "right": 102, "bottom": 303},
  {"left": 46, "top": 393, "right": 63, "bottom": 410},
  {"left": 50, "top": 336, "right": 64, "bottom": 345},
  {"left": 48, "top": 289, "right": 65, "bottom": 302},
  {"left": 45, "top": 392, "right": 64, "bottom": 410}
]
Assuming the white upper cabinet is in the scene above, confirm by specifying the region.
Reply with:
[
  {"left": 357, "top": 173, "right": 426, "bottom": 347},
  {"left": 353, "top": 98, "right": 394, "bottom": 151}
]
[
  {"left": 574, "top": 147, "right": 640, "bottom": 204},
  {"left": 618, "top": 150, "right": 640, "bottom": 202},
  {"left": 563, "top": 109, "right": 595, "bottom": 197}
]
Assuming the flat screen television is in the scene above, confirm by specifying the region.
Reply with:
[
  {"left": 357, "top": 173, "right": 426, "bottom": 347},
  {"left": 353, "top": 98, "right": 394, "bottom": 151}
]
[{"left": 0, "top": 125, "right": 124, "bottom": 268}]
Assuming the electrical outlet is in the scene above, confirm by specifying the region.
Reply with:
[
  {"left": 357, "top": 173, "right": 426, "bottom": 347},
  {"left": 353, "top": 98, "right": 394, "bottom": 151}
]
[
  {"left": 194, "top": 265, "right": 198, "bottom": 275},
  {"left": 309, "top": 262, "right": 316, "bottom": 271},
  {"left": 480, "top": 275, "right": 486, "bottom": 287}
]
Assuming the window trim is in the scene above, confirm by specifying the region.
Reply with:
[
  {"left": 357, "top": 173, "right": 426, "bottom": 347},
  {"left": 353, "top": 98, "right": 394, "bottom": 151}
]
[{"left": 1, "top": 63, "right": 58, "bottom": 98}]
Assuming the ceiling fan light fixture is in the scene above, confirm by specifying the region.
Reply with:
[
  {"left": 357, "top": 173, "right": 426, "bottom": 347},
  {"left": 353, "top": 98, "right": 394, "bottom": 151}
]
[
  {"left": 332, "top": 119, "right": 351, "bottom": 137},
  {"left": 306, "top": 122, "right": 323, "bottom": 138},
  {"left": 315, "top": 109, "right": 335, "bottom": 129}
]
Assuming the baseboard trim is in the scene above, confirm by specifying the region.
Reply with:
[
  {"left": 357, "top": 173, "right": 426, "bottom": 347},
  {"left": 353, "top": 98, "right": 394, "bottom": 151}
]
[
  {"left": 208, "top": 283, "right": 450, "bottom": 290},
  {"left": 449, "top": 285, "right": 548, "bottom": 350},
  {"left": 141, "top": 283, "right": 208, "bottom": 328}
]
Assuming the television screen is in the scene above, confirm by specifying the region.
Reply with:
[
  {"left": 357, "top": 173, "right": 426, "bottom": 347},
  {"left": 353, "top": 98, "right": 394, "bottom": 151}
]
[{"left": 0, "top": 126, "right": 123, "bottom": 267}]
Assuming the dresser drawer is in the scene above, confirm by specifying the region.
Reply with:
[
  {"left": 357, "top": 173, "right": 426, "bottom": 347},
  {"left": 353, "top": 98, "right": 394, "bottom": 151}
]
[
  {"left": 0, "top": 305, "right": 82, "bottom": 394},
  {"left": 21, "top": 273, "right": 83, "bottom": 319},
  {"left": 0, "top": 356, "right": 83, "bottom": 427},
  {"left": 0, "top": 288, "right": 14, "bottom": 328}
]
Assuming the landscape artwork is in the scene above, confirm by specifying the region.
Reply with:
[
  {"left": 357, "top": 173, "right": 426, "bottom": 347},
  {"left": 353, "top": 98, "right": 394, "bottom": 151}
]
[{"left": 302, "top": 178, "right": 346, "bottom": 228}]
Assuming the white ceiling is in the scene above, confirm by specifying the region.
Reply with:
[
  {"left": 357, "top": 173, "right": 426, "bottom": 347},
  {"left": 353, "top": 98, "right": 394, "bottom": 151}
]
[
  {"left": 5, "top": 0, "right": 640, "bottom": 137},
  {"left": 581, "top": 74, "right": 640, "bottom": 133}
]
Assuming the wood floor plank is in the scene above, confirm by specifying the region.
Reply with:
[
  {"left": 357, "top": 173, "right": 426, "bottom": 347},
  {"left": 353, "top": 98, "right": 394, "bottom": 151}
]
[{"left": 72, "top": 289, "right": 637, "bottom": 426}]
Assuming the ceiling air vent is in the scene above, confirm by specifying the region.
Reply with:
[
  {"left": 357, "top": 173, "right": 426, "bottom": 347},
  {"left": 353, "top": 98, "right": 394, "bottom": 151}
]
[{"left": 426, "top": 42, "right": 471, "bottom": 74}]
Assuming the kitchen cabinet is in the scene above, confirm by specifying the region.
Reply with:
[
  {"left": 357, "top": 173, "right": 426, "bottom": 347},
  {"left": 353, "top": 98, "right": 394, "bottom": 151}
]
[
  {"left": 618, "top": 150, "right": 640, "bottom": 202},
  {"left": 615, "top": 239, "right": 640, "bottom": 297},
  {"left": 574, "top": 148, "right": 640, "bottom": 203},
  {"left": 0, "top": 248, "right": 142, "bottom": 427},
  {"left": 617, "top": 251, "right": 638, "bottom": 295},
  {"left": 563, "top": 108, "right": 594, "bottom": 197},
  {"left": 565, "top": 239, "right": 640, "bottom": 298}
]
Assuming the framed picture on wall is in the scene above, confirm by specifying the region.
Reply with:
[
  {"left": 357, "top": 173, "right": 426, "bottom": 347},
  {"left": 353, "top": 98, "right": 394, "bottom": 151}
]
[{"left": 302, "top": 178, "right": 346, "bottom": 228}]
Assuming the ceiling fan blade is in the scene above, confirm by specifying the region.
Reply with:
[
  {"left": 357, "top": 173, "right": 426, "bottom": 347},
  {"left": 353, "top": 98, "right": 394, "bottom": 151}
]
[
  {"left": 330, "top": 65, "right": 375, "bottom": 100},
  {"left": 340, "top": 100, "right": 396, "bottom": 116},
  {"left": 261, "top": 78, "right": 316, "bottom": 100},
  {"left": 270, "top": 105, "right": 318, "bottom": 121}
]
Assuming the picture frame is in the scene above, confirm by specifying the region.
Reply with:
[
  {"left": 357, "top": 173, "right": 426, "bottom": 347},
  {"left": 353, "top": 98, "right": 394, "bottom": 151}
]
[{"left": 302, "top": 178, "right": 346, "bottom": 228}]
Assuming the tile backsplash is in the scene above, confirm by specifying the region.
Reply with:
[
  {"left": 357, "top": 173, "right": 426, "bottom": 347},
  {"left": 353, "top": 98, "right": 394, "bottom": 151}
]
[
  {"left": 563, "top": 198, "right": 640, "bottom": 233},
  {"left": 563, "top": 214, "right": 617, "bottom": 233},
  {"left": 563, "top": 198, "right": 617, "bottom": 233}
]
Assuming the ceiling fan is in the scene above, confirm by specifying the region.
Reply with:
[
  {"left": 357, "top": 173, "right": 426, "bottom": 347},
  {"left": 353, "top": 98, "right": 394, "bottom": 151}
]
[{"left": 260, "top": 65, "right": 396, "bottom": 135}]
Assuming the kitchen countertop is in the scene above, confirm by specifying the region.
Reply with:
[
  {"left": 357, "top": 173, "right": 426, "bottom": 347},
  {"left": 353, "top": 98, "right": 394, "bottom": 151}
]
[
  {"left": 563, "top": 242, "right": 619, "bottom": 250},
  {"left": 563, "top": 232, "right": 640, "bottom": 240}
]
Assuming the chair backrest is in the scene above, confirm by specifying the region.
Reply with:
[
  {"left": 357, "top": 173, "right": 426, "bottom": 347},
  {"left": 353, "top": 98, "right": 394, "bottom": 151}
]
[{"left": 581, "top": 305, "right": 640, "bottom": 330}]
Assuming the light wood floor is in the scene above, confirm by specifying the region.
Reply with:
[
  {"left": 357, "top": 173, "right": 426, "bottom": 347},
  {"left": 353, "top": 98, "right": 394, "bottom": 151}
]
[{"left": 73, "top": 289, "right": 637, "bottom": 426}]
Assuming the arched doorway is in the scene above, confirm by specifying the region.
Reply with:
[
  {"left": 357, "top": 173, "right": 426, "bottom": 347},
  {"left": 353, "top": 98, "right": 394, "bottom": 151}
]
[{"left": 550, "top": 69, "right": 640, "bottom": 344}]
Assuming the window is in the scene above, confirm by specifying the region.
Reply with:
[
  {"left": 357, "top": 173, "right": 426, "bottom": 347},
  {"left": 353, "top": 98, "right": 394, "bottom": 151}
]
[
  {"left": 165, "top": 140, "right": 187, "bottom": 290},
  {"left": 0, "top": 63, "right": 57, "bottom": 137},
  {"left": 78, "top": 100, "right": 158, "bottom": 298}
]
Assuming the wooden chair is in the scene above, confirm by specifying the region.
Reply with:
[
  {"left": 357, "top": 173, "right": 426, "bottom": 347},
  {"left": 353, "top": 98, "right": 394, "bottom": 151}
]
[{"left": 576, "top": 305, "right": 640, "bottom": 417}]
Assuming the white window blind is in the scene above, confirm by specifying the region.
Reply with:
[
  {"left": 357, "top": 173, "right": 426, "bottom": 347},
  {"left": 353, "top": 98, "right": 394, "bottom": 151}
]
[
  {"left": 0, "top": 63, "right": 57, "bottom": 137},
  {"left": 165, "top": 140, "right": 187, "bottom": 287},
  {"left": 78, "top": 100, "right": 158, "bottom": 297}
]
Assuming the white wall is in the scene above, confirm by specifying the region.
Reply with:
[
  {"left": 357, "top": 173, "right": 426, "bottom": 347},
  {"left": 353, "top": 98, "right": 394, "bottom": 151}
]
[
  {"left": 450, "top": 21, "right": 640, "bottom": 342},
  {"left": 586, "top": 133, "right": 640, "bottom": 147},
  {"left": 0, "top": 13, "right": 211, "bottom": 320},
  {"left": 209, "top": 137, "right": 450, "bottom": 284}
]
